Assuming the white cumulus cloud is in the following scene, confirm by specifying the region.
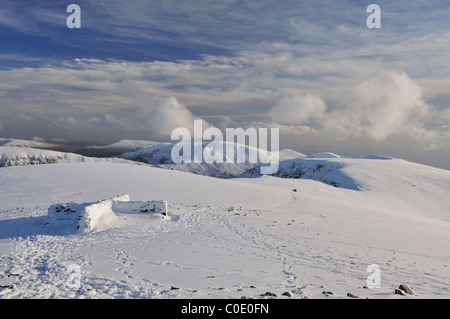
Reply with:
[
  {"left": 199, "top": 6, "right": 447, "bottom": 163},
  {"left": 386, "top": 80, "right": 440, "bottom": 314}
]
[
  {"left": 324, "top": 71, "right": 438, "bottom": 145},
  {"left": 269, "top": 94, "right": 327, "bottom": 125},
  {"left": 139, "top": 97, "right": 203, "bottom": 138}
]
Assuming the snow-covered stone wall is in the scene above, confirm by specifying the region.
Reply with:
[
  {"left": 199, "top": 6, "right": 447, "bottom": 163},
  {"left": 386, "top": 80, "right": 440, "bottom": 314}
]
[{"left": 46, "top": 194, "right": 168, "bottom": 234}]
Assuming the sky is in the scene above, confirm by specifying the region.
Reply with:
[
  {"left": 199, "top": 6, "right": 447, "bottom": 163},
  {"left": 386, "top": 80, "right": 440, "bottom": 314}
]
[{"left": 0, "top": 0, "right": 450, "bottom": 169}]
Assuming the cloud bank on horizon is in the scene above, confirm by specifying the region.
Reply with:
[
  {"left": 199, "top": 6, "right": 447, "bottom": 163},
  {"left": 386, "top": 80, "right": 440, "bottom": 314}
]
[{"left": 0, "top": 0, "right": 449, "bottom": 168}]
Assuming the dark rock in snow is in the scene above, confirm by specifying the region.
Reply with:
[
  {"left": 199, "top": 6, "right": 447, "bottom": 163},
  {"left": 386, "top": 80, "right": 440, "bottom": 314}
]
[
  {"left": 322, "top": 291, "right": 335, "bottom": 296},
  {"left": 398, "top": 284, "right": 416, "bottom": 295},
  {"left": 260, "top": 291, "right": 277, "bottom": 297},
  {"left": 0, "top": 285, "right": 13, "bottom": 289}
]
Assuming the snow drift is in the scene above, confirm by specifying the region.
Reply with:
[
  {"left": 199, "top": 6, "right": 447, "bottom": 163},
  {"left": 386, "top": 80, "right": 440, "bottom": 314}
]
[{"left": 47, "top": 199, "right": 119, "bottom": 234}]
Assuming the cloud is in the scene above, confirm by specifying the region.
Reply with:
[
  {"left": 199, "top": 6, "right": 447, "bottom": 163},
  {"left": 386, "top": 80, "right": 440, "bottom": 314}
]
[
  {"left": 1, "top": 1, "right": 449, "bottom": 168},
  {"left": 205, "top": 115, "right": 316, "bottom": 136},
  {"left": 0, "top": 58, "right": 446, "bottom": 149},
  {"left": 46, "top": 97, "right": 209, "bottom": 141},
  {"left": 269, "top": 94, "right": 327, "bottom": 125},
  {"left": 99, "top": 114, "right": 137, "bottom": 130},
  {"left": 324, "top": 71, "right": 438, "bottom": 144},
  {"left": 264, "top": 71, "right": 443, "bottom": 149},
  {"left": 53, "top": 116, "right": 101, "bottom": 131},
  {"left": 431, "top": 108, "right": 450, "bottom": 126},
  {"left": 139, "top": 97, "right": 202, "bottom": 138}
]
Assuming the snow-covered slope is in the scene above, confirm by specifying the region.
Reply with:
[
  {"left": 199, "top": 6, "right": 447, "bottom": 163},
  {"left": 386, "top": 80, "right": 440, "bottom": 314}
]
[
  {"left": 241, "top": 156, "right": 450, "bottom": 223},
  {"left": 305, "top": 152, "right": 341, "bottom": 158},
  {"left": 0, "top": 146, "right": 136, "bottom": 167},
  {"left": 240, "top": 158, "right": 359, "bottom": 189},
  {"left": 0, "top": 157, "right": 449, "bottom": 299},
  {"left": 119, "top": 142, "right": 174, "bottom": 164}
]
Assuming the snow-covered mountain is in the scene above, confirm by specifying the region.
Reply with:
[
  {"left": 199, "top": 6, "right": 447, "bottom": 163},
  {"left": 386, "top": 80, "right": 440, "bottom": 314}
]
[
  {"left": 240, "top": 157, "right": 360, "bottom": 189},
  {"left": 0, "top": 140, "right": 306, "bottom": 178},
  {"left": 0, "top": 138, "right": 78, "bottom": 152},
  {"left": 304, "top": 152, "right": 341, "bottom": 159},
  {"left": 120, "top": 141, "right": 306, "bottom": 178},
  {"left": 0, "top": 146, "right": 136, "bottom": 168},
  {"left": 76, "top": 140, "right": 161, "bottom": 158},
  {"left": 240, "top": 153, "right": 405, "bottom": 191}
]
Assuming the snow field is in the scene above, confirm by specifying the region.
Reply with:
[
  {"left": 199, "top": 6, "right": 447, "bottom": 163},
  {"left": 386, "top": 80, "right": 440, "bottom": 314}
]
[{"left": 0, "top": 159, "right": 449, "bottom": 299}]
